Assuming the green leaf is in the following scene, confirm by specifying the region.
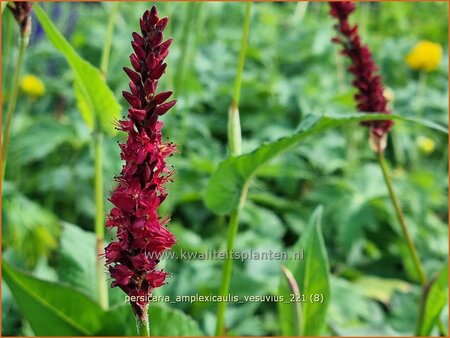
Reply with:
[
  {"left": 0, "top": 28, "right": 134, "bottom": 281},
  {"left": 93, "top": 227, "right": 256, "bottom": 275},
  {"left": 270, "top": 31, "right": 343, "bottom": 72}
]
[
  {"left": 9, "top": 118, "right": 77, "bottom": 166},
  {"left": 278, "top": 207, "right": 330, "bottom": 336},
  {"left": 328, "top": 276, "right": 384, "bottom": 331},
  {"left": 417, "top": 265, "right": 448, "bottom": 336},
  {"left": 98, "top": 303, "right": 204, "bottom": 336},
  {"left": 34, "top": 5, "right": 121, "bottom": 135},
  {"left": 205, "top": 113, "right": 447, "bottom": 215},
  {"left": 97, "top": 304, "right": 137, "bottom": 336},
  {"left": 3, "top": 187, "right": 60, "bottom": 267},
  {"left": 354, "top": 276, "right": 412, "bottom": 304},
  {"left": 2, "top": 260, "right": 105, "bottom": 335},
  {"left": 74, "top": 82, "right": 95, "bottom": 131},
  {"left": 149, "top": 303, "right": 204, "bottom": 336},
  {"left": 57, "top": 222, "right": 97, "bottom": 300}
]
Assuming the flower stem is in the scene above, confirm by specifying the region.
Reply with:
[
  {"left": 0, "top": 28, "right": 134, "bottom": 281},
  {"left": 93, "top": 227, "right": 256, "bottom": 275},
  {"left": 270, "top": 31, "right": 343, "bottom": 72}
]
[
  {"left": 174, "top": 3, "right": 199, "bottom": 96},
  {"left": 173, "top": 2, "right": 205, "bottom": 147},
  {"left": 416, "top": 70, "right": 427, "bottom": 117},
  {"left": 376, "top": 151, "right": 426, "bottom": 283},
  {"left": 376, "top": 152, "right": 448, "bottom": 335},
  {"left": 94, "top": 132, "right": 108, "bottom": 310},
  {"left": 232, "top": 2, "right": 252, "bottom": 109},
  {"left": 334, "top": 44, "right": 346, "bottom": 93},
  {"left": 227, "top": 2, "right": 251, "bottom": 157},
  {"left": 136, "top": 307, "right": 150, "bottom": 336},
  {"left": 94, "top": 3, "right": 120, "bottom": 310},
  {"left": 292, "top": 1, "right": 309, "bottom": 24},
  {"left": 2, "top": 34, "right": 28, "bottom": 182},
  {"left": 215, "top": 210, "right": 240, "bottom": 336},
  {"left": 2, "top": 11, "right": 14, "bottom": 100},
  {"left": 215, "top": 182, "right": 249, "bottom": 336},
  {"left": 227, "top": 102, "right": 242, "bottom": 157},
  {"left": 100, "top": 2, "right": 120, "bottom": 76},
  {"left": 215, "top": 4, "right": 252, "bottom": 336}
]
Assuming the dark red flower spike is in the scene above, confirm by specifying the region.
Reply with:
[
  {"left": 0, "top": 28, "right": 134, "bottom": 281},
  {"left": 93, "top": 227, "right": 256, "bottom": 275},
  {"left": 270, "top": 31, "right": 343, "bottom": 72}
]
[
  {"left": 105, "top": 6, "right": 176, "bottom": 321},
  {"left": 330, "top": 2, "right": 393, "bottom": 152}
]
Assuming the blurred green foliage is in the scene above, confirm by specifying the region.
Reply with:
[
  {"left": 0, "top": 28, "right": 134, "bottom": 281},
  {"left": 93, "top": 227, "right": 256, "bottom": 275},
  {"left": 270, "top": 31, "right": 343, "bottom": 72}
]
[{"left": 2, "top": 2, "right": 448, "bottom": 336}]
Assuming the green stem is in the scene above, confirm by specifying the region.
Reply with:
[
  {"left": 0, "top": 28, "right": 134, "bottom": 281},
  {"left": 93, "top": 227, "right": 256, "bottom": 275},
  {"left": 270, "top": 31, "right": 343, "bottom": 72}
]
[
  {"left": 358, "top": 2, "right": 369, "bottom": 41},
  {"left": 227, "top": 2, "right": 251, "bottom": 157},
  {"left": 292, "top": 1, "right": 308, "bottom": 24},
  {"left": 232, "top": 2, "right": 252, "bottom": 107},
  {"left": 227, "top": 102, "right": 242, "bottom": 157},
  {"left": 2, "top": 34, "right": 28, "bottom": 182},
  {"left": 100, "top": 2, "right": 120, "bottom": 76},
  {"left": 216, "top": 2, "right": 252, "bottom": 336},
  {"left": 136, "top": 308, "right": 150, "bottom": 336},
  {"left": 376, "top": 152, "right": 447, "bottom": 335},
  {"left": 94, "top": 2, "right": 120, "bottom": 310},
  {"left": 334, "top": 45, "right": 345, "bottom": 93},
  {"left": 411, "top": 71, "right": 427, "bottom": 166},
  {"left": 376, "top": 151, "right": 426, "bottom": 284},
  {"left": 215, "top": 210, "right": 240, "bottom": 336},
  {"left": 173, "top": 2, "right": 204, "bottom": 146},
  {"left": 415, "top": 70, "right": 427, "bottom": 117},
  {"left": 378, "top": 154, "right": 449, "bottom": 335},
  {"left": 416, "top": 278, "right": 431, "bottom": 336},
  {"left": 174, "top": 3, "right": 198, "bottom": 96},
  {"left": 215, "top": 183, "right": 249, "bottom": 336},
  {"left": 2, "top": 11, "right": 14, "bottom": 101},
  {"left": 215, "top": 5, "right": 252, "bottom": 335},
  {"left": 94, "top": 132, "right": 108, "bottom": 310}
]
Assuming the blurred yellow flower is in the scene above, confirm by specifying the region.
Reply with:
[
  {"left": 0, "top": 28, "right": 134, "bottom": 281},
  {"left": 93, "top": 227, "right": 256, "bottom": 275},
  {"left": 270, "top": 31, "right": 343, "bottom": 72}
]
[
  {"left": 405, "top": 41, "right": 442, "bottom": 72},
  {"left": 416, "top": 136, "right": 435, "bottom": 154},
  {"left": 21, "top": 75, "right": 46, "bottom": 98}
]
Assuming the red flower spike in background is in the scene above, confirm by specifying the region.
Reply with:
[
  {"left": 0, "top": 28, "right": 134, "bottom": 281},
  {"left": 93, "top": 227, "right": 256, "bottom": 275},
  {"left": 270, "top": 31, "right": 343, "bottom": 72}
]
[
  {"left": 7, "top": 2, "right": 33, "bottom": 36},
  {"left": 330, "top": 1, "right": 393, "bottom": 153},
  {"left": 105, "top": 6, "right": 176, "bottom": 322}
]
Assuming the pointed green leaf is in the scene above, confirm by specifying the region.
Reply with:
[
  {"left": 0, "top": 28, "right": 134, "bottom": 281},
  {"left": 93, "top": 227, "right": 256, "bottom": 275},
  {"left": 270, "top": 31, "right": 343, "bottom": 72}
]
[
  {"left": 278, "top": 207, "right": 330, "bottom": 336},
  {"left": 205, "top": 113, "right": 447, "bottom": 215},
  {"left": 33, "top": 5, "right": 121, "bottom": 135},
  {"left": 2, "top": 260, "right": 105, "bottom": 335},
  {"left": 418, "top": 265, "right": 448, "bottom": 336}
]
